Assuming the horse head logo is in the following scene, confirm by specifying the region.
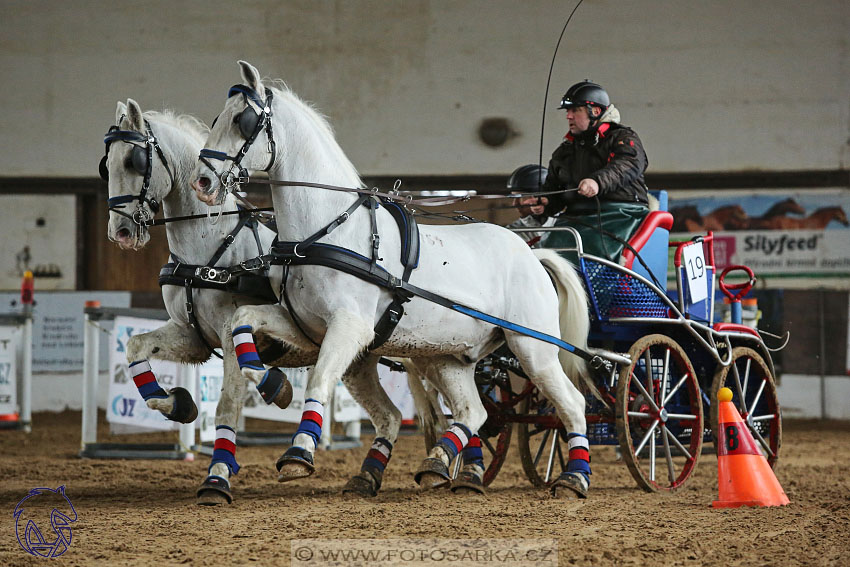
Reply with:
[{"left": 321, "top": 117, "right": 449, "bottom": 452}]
[{"left": 13, "top": 486, "right": 78, "bottom": 558}]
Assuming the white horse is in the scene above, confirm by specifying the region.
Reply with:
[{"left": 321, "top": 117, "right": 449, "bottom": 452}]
[
  {"left": 103, "top": 99, "right": 442, "bottom": 502},
  {"left": 191, "top": 61, "right": 593, "bottom": 498}
]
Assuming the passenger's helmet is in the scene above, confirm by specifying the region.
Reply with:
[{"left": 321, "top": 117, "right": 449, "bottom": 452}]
[
  {"left": 507, "top": 164, "right": 548, "bottom": 192},
  {"left": 558, "top": 80, "right": 610, "bottom": 114}
]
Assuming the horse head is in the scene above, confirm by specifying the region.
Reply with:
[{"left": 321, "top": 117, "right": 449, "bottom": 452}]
[
  {"left": 821, "top": 206, "right": 850, "bottom": 227},
  {"left": 192, "top": 60, "right": 277, "bottom": 206},
  {"left": 765, "top": 198, "right": 805, "bottom": 217},
  {"left": 103, "top": 99, "right": 173, "bottom": 250},
  {"left": 670, "top": 205, "right": 702, "bottom": 232},
  {"left": 705, "top": 204, "right": 749, "bottom": 230},
  {"left": 103, "top": 99, "right": 209, "bottom": 250}
]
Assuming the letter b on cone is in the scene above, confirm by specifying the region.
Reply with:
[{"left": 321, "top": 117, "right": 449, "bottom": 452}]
[{"left": 713, "top": 388, "right": 789, "bottom": 508}]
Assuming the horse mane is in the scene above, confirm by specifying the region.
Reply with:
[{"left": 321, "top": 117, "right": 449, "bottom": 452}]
[
  {"left": 263, "top": 79, "right": 365, "bottom": 189},
  {"left": 141, "top": 110, "right": 209, "bottom": 147}
]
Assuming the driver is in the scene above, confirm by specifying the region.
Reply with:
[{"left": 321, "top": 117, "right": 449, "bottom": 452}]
[{"left": 514, "top": 80, "right": 650, "bottom": 261}]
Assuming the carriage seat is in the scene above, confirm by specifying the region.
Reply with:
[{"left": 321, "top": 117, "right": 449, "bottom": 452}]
[{"left": 620, "top": 191, "right": 672, "bottom": 290}]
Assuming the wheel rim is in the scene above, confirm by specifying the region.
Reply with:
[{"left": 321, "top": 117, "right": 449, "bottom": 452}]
[
  {"left": 516, "top": 388, "right": 570, "bottom": 488},
  {"left": 711, "top": 347, "right": 781, "bottom": 468},
  {"left": 616, "top": 334, "right": 703, "bottom": 492}
]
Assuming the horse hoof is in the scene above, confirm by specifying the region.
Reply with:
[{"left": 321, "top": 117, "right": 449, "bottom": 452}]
[
  {"left": 166, "top": 387, "right": 198, "bottom": 424},
  {"left": 196, "top": 476, "right": 232, "bottom": 506},
  {"left": 276, "top": 447, "right": 315, "bottom": 482},
  {"left": 257, "top": 368, "right": 293, "bottom": 409},
  {"left": 414, "top": 457, "right": 451, "bottom": 489},
  {"left": 550, "top": 472, "right": 588, "bottom": 499},
  {"left": 450, "top": 471, "right": 486, "bottom": 496},
  {"left": 342, "top": 471, "right": 379, "bottom": 497},
  {"left": 272, "top": 376, "right": 293, "bottom": 410}
]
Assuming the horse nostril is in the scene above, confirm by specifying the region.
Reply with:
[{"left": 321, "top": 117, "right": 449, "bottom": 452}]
[
  {"left": 117, "top": 228, "right": 131, "bottom": 240},
  {"left": 197, "top": 177, "right": 211, "bottom": 191}
]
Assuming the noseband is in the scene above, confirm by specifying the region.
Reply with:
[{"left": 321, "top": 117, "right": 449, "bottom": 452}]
[
  {"left": 101, "top": 117, "right": 175, "bottom": 226},
  {"left": 199, "top": 84, "right": 277, "bottom": 196}
]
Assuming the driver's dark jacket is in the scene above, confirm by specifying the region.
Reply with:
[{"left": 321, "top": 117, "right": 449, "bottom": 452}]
[{"left": 541, "top": 121, "right": 648, "bottom": 217}]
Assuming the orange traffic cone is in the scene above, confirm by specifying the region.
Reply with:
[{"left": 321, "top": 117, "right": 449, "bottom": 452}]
[{"left": 712, "top": 387, "right": 789, "bottom": 508}]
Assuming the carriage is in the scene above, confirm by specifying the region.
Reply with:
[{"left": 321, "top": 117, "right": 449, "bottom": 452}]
[{"left": 458, "top": 191, "right": 784, "bottom": 492}]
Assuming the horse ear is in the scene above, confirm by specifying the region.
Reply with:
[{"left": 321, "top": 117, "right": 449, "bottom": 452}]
[
  {"left": 115, "top": 101, "right": 127, "bottom": 124},
  {"left": 238, "top": 60, "right": 262, "bottom": 91},
  {"left": 126, "top": 98, "right": 144, "bottom": 131}
]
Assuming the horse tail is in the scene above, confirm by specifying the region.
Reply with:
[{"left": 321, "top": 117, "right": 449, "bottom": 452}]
[
  {"left": 403, "top": 359, "right": 447, "bottom": 451},
  {"left": 533, "top": 249, "right": 590, "bottom": 385}
]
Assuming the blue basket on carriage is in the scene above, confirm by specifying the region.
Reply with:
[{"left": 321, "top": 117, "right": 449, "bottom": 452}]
[
  {"left": 583, "top": 397, "right": 619, "bottom": 445},
  {"left": 581, "top": 258, "right": 669, "bottom": 321}
]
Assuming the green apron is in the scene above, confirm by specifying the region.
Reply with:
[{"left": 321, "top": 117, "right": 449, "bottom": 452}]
[{"left": 541, "top": 201, "right": 649, "bottom": 264}]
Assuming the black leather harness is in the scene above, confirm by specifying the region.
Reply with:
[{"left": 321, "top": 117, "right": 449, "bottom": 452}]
[
  {"left": 157, "top": 209, "right": 276, "bottom": 358},
  {"left": 275, "top": 196, "right": 421, "bottom": 350}
]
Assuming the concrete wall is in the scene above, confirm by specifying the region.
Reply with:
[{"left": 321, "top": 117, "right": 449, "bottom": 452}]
[
  {"left": 1, "top": 0, "right": 848, "bottom": 177},
  {"left": 776, "top": 374, "right": 850, "bottom": 420}
]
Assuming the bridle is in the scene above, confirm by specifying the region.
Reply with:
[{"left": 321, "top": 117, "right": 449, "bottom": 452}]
[
  {"left": 100, "top": 117, "right": 175, "bottom": 226},
  {"left": 198, "top": 84, "right": 276, "bottom": 199}
]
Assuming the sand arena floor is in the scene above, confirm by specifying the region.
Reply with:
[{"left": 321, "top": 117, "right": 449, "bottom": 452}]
[{"left": 1, "top": 411, "right": 848, "bottom": 566}]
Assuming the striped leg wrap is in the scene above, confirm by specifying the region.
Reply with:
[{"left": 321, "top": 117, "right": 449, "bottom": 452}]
[
  {"left": 436, "top": 423, "right": 473, "bottom": 461},
  {"left": 566, "top": 432, "right": 591, "bottom": 482},
  {"left": 293, "top": 399, "right": 323, "bottom": 447},
  {"left": 210, "top": 425, "right": 241, "bottom": 475},
  {"left": 130, "top": 360, "right": 167, "bottom": 401},
  {"left": 461, "top": 434, "right": 484, "bottom": 469},
  {"left": 232, "top": 325, "right": 263, "bottom": 370},
  {"left": 361, "top": 438, "right": 393, "bottom": 486}
]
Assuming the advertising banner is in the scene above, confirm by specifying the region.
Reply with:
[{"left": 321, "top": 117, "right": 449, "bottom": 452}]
[
  {"left": 198, "top": 358, "right": 224, "bottom": 443},
  {"left": 669, "top": 189, "right": 850, "bottom": 279},
  {"left": 0, "top": 326, "right": 20, "bottom": 415},
  {"left": 107, "top": 316, "right": 179, "bottom": 431}
]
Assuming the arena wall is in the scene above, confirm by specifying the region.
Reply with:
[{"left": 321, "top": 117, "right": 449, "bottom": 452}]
[{"left": 1, "top": 1, "right": 847, "bottom": 177}]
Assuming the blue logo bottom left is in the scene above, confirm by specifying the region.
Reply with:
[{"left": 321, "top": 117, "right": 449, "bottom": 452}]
[{"left": 13, "top": 486, "right": 78, "bottom": 558}]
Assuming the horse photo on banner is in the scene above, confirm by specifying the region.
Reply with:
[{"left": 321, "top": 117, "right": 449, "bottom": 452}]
[{"left": 107, "top": 316, "right": 181, "bottom": 432}]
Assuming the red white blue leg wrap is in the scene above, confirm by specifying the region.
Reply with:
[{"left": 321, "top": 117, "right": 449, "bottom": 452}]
[
  {"left": 210, "top": 425, "right": 240, "bottom": 475},
  {"left": 232, "top": 325, "right": 263, "bottom": 371},
  {"left": 130, "top": 360, "right": 167, "bottom": 401},
  {"left": 461, "top": 434, "right": 484, "bottom": 469},
  {"left": 294, "top": 399, "right": 323, "bottom": 447},
  {"left": 436, "top": 423, "right": 473, "bottom": 461},
  {"left": 361, "top": 437, "right": 393, "bottom": 479},
  {"left": 566, "top": 432, "right": 591, "bottom": 483}
]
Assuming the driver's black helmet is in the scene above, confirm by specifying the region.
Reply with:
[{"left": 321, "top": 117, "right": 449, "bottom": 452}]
[
  {"left": 507, "top": 164, "right": 548, "bottom": 192},
  {"left": 558, "top": 80, "right": 610, "bottom": 112}
]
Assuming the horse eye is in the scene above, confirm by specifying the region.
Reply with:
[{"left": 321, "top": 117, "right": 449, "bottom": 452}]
[
  {"left": 232, "top": 112, "right": 242, "bottom": 125},
  {"left": 124, "top": 155, "right": 134, "bottom": 169}
]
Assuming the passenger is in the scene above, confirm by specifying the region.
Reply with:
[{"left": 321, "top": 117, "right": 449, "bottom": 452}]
[
  {"left": 504, "top": 164, "right": 555, "bottom": 247},
  {"left": 513, "top": 80, "right": 650, "bottom": 261}
]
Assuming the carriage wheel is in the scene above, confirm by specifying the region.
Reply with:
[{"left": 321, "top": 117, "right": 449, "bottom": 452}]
[
  {"left": 516, "top": 387, "right": 570, "bottom": 488},
  {"left": 615, "top": 334, "right": 703, "bottom": 492},
  {"left": 710, "top": 347, "right": 781, "bottom": 468}
]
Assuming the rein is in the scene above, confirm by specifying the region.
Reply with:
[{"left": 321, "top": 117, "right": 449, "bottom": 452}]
[
  {"left": 114, "top": 205, "right": 275, "bottom": 228},
  {"left": 243, "top": 176, "right": 579, "bottom": 208}
]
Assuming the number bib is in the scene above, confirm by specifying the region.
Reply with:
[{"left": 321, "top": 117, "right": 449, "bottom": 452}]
[
  {"left": 716, "top": 422, "right": 761, "bottom": 456},
  {"left": 681, "top": 242, "right": 708, "bottom": 303}
]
